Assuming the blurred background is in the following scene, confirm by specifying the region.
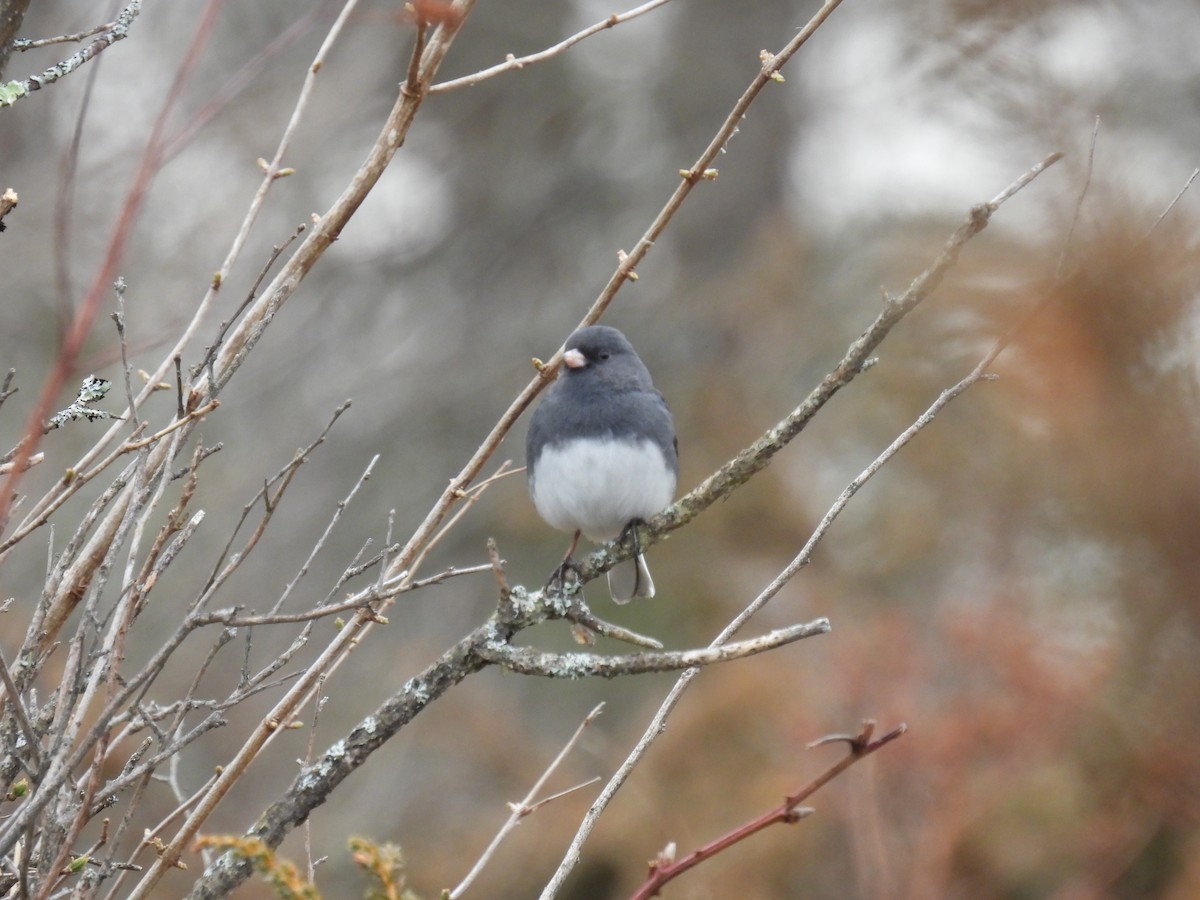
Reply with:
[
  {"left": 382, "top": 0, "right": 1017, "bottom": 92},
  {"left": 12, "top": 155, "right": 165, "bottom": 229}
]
[{"left": 2, "top": 0, "right": 1200, "bottom": 897}]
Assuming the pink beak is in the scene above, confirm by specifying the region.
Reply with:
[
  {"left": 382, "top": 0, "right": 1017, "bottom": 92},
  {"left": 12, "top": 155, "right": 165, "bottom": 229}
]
[{"left": 563, "top": 348, "right": 586, "bottom": 369}]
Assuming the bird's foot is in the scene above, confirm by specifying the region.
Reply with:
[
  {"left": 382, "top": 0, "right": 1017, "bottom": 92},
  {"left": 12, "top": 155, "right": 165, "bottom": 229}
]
[
  {"left": 545, "top": 557, "right": 582, "bottom": 597},
  {"left": 618, "top": 518, "right": 646, "bottom": 556}
]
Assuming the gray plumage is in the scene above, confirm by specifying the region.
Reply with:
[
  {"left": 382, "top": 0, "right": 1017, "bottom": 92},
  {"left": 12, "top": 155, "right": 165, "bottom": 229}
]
[{"left": 527, "top": 326, "right": 677, "bottom": 602}]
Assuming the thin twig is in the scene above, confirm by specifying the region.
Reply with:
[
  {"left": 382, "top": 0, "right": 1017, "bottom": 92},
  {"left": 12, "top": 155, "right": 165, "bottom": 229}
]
[
  {"left": 405, "top": 459, "right": 516, "bottom": 582},
  {"left": 192, "top": 224, "right": 306, "bottom": 393},
  {"left": 12, "top": 22, "right": 113, "bottom": 51},
  {"left": 0, "top": 0, "right": 143, "bottom": 104},
  {"left": 303, "top": 675, "right": 327, "bottom": 884},
  {"left": 1146, "top": 167, "right": 1200, "bottom": 239},
  {"left": 450, "top": 703, "right": 605, "bottom": 899},
  {"left": 120, "top": 401, "right": 219, "bottom": 451},
  {"left": 196, "top": 563, "right": 494, "bottom": 628},
  {"left": 1056, "top": 115, "right": 1099, "bottom": 278},
  {"left": 194, "top": 400, "right": 351, "bottom": 610},
  {"left": 479, "top": 619, "right": 830, "bottom": 677},
  {"left": 267, "top": 454, "right": 380, "bottom": 617},
  {"left": 111, "top": 276, "right": 140, "bottom": 430},
  {"left": 431, "top": 0, "right": 674, "bottom": 93}
]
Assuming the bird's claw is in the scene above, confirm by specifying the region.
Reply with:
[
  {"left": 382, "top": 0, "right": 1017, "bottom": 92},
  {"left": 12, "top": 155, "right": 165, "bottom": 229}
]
[{"left": 545, "top": 558, "right": 582, "bottom": 596}]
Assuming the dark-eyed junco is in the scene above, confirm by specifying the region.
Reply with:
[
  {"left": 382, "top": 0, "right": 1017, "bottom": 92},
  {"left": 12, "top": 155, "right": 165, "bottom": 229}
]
[{"left": 526, "top": 325, "right": 678, "bottom": 602}]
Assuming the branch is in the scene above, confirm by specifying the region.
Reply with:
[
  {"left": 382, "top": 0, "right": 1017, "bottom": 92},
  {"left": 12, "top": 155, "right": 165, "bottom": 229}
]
[
  {"left": 477, "top": 619, "right": 830, "bottom": 677},
  {"left": 183, "top": 622, "right": 499, "bottom": 899},
  {"left": 11, "top": 21, "right": 112, "bottom": 51},
  {"left": 430, "top": 0, "right": 674, "bottom": 93},
  {"left": 194, "top": 563, "right": 493, "bottom": 628},
  {"left": 0, "top": 0, "right": 142, "bottom": 107},
  {"left": 631, "top": 721, "right": 907, "bottom": 899},
  {"left": 1147, "top": 166, "right": 1200, "bottom": 239},
  {"left": 449, "top": 703, "right": 606, "bottom": 899}
]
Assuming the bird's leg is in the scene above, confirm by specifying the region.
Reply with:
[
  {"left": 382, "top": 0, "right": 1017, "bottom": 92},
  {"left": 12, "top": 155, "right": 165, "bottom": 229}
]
[
  {"left": 618, "top": 518, "right": 645, "bottom": 557},
  {"left": 546, "top": 529, "right": 583, "bottom": 594},
  {"left": 617, "top": 518, "right": 647, "bottom": 596}
]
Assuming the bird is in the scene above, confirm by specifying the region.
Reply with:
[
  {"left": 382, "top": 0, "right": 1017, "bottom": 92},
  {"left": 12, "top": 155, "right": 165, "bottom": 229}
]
[{"left": 526, "top": 325, "right": 678, "bottom": 603}]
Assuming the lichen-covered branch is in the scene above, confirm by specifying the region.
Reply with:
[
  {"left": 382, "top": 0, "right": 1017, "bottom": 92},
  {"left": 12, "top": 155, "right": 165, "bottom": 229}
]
[
  {"left": 477, "top": 618, "right": 831, "bottom": 677},
  {"left": 0, "top": 0, "right": 142, "bottom": 107}
]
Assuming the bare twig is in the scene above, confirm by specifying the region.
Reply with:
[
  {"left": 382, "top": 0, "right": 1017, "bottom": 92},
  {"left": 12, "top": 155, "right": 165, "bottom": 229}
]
[
  {"left": 1146, "top": 167, "right": 1200, "bottom": 238},
  {"left": 192, "top": 224, "right": 307, "bottom": 393},
  {"left": 450, "top": 703, "right": 606, "bottom": 899},
  {"left": 0, "top": 0, "right": 143, "bottom": 106},
  {"left": 12, "top": 21, "right": 113, "bottom": 51},
  {"left": 562, "top": 601, "right": 663, "bottom": 650},
  {"left": 195, "top": 563, "right": 493, "bottom": 628},
  {"left": 302, "top": 675, "right": 328, "bottom": 884},
  {"left": 187, "top": 404, "right": 351, "bottom": 636},
  {"left": 478, "top": 619, "right": 831, "bottom": 677},
  {"left": 1056, "top": 115, "right": 1099, "bottom": 278},
  {"left": 120, "top": 401, "right": 219, "bottom": 451},
  {"left": 267, "top": 454, "right": 380, "bottom": 617},
  {"left": 405, "top": 459, "right": 517, "bottom": 580},
  {"left": 431, "top": 0, "right": 674, "bottom": 93},
  {"left": 0, "top": 452, "right": 42, "bottom": 476},
  {"left": 111, "top": 277, "right": 140, "bottom": 430}
]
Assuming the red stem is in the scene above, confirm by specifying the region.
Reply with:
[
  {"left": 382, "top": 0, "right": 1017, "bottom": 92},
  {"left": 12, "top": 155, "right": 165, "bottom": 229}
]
[{"left": 630, "top": 722, "right": 907, "bottom": 900}]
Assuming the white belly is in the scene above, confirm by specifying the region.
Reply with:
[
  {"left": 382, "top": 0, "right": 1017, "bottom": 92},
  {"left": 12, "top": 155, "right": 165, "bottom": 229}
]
[{"left": 531, "top": 437, "right": 676, "bottom": 541}]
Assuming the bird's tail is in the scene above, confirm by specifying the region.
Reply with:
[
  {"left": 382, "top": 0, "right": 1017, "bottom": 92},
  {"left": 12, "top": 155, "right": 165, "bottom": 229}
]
[{"left": 608, "top": 554, "right": 655, "bottom": 603}]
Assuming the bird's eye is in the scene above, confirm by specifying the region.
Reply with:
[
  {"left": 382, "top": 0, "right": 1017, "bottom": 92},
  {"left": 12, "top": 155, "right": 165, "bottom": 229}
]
[{"left": 598, "top": 350, "right": 611, "bottom": 360}]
